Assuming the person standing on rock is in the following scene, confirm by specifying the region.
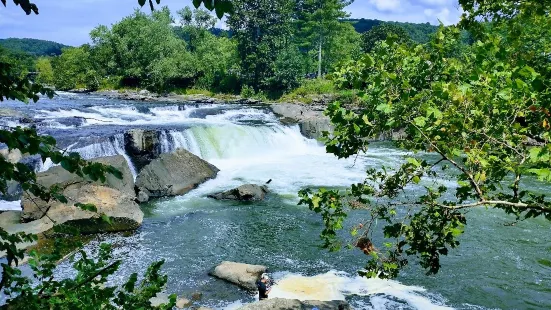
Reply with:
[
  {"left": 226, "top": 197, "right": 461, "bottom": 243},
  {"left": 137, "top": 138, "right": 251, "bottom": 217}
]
[{"left": 256, "top": 273, "right": 272, "bottom": 300}]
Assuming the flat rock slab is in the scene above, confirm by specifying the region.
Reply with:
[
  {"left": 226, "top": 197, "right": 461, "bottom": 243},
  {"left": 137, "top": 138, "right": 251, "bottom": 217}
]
[
  {"left": 238, "top": 298, "right": 350, "bottom": 310},
  {"left": 209, "top": 261, "right": 267, "bottom": 291}
]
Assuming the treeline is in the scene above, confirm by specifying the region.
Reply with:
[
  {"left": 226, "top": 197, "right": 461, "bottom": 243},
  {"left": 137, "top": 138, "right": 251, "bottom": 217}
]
[
  {"left": 0, "top": 38, "right": 69, "bottom": 57},
  {"left": 28, "top": 1, "right": 465, "bottom": 97}
]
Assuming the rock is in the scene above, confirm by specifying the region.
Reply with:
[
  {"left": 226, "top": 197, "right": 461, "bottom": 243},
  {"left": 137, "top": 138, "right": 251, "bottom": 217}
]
[
  {"left": 209, "top": 261, "right": 267, "bottom": 291},
  {"left": 270, "top": 104, "right": 309, "bottom": 124},
  {"left": 299, "top": 118, "right": 333, "bottom": 140},
  {"left": 270, "top": 104, "right": 333, "bottom": 139},
  {"left": 196, "top": 307, "right": 213, "bottom": 310},
  {"left": 137, "top": 188, "right": 150, "bottom": 203},
  {"left": 136, "top": 148, "right": 219, "bottom": 198},
  {"left": 176, "top": 297, "right": 192, "bottom": 309},
  {"left": 190, "top": 291, "right": 203, "bottom": 301},
  {"left": 20, "top": 155, "right": 142, "bottom": 234},
  {"left": 150, "top": 293, "right": 171, "bottom": 307},
  {"left": 138, "top": 89, "right": 151, "bottom": 96},
  {"left": 0, "top": 181, "right": 22, "bottom": 202},
  {"left": 0, "top": 108, "right": 23, "bottom": 118},
  {"left": 0, "top": 148, "right": 22, "bottom": 164},
  {"left": 124, "top": 129, "right": 162, "bottom": 171},
  {"left": 208, "top": 184, "right": 268, "bottom": 201},
  {"left": 238, "top": 298, "right": 350, "bottom": 310},
  {"left": 0, "top": 150, "right": 24, "bottom": 200}
]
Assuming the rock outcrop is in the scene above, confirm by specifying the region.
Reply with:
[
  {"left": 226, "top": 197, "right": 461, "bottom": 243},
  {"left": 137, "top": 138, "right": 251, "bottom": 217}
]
[
  {"left": 135, "top": 148, "right": 219, "bottom": 198},
  {"left": 208, "top": 184, "right": 268, "bottom": 201},
  {"left": 270, "top": 104, "right": 333, "bottom": 139},
  {"left": 209, "top": 261, "right": 267, "bottom": 291},
  {"left": 238, "top": 298, "right": 350, "bottom": 310},
  {"left": 124, "top": 129, "right": 162, "bottom": 171},
  {"left": 20, "top": 155, "right": 142, "bottom": 233}
]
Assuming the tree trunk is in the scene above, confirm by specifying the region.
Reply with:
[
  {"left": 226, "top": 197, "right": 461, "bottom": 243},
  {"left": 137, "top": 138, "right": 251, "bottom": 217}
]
[{"left": 317, "top": 39, "right": 322, "bottom": 79}]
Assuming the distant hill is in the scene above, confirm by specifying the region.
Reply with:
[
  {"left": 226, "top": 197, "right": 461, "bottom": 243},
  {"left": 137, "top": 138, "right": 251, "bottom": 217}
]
[
  {"left": 0, "top": 38, "right": 70, "bottom": 57},
  {"left": 347, "top": 19, "right": 439, "bottom": 44}
]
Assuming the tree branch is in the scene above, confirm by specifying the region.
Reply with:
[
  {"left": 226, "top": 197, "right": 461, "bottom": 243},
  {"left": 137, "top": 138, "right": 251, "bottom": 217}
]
[{"left": 409, "top": 121, "right": 485, "bottom": 200}]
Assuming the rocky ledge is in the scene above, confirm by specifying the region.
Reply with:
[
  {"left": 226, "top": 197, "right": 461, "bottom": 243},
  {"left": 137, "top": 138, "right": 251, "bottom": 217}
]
[
  {"left": 19, "top": 155, "right": 142, "bottom": 234},
  {"left": 238, "top": 298, "right": 350, "bottom": 310},
  {"left": 269, "top": 103, "right": 333, "bottom": 140}
]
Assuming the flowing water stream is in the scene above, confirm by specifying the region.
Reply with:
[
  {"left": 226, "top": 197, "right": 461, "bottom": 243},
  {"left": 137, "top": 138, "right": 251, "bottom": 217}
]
[{"left": 0, "top": 93, "right": 549, "bottom": 309}]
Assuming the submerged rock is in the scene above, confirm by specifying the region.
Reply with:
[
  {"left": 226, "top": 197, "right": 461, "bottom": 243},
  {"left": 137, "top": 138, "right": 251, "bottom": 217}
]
[
  {"left": 20, "top": 155, "right": 142, "bottom": 234},
  {"left": 136, "top": 148, "right": 219, "bottom": 198},
  {"left": 149, "top": 293, "right": 171, "bottom": 307},
  {"left": 208, "top": 184, "right": 268, "bottom": 201},
  {"left": 209, "top": 261, "right": 267, "bottom": 291},
  {"left": 238, "top": 298, "right": 350, "bottom": 310},
  {"left": 175, "top": 297, "right": 192, "bottom": 309}
]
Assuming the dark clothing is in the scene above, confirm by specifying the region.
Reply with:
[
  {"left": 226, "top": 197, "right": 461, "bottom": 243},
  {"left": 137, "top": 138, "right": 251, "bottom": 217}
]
[{"left": 256, "top": 280, "right": 268, "bottom": 300}]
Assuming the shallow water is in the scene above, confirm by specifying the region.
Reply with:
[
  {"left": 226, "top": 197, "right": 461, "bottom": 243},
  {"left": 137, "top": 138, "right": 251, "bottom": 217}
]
[{"left": 1, "top": 93, "right": 550, "bottom": 309}]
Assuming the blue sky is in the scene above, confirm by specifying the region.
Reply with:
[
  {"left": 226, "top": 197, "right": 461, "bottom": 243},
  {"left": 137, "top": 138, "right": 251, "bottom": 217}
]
[{"left": 0, "top": 0, "right": 463, "bottom": 46}]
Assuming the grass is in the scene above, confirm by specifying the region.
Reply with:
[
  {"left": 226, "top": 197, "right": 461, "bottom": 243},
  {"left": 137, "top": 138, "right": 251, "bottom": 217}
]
[{"left": 279, "top": 79, "right": 336, "bottom": 104}]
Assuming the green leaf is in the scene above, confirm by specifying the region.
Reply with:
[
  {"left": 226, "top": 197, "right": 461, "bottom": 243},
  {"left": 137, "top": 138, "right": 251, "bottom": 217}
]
[
  {"left": 413, "top": 116, "right": 427, "bottom": 127},
  {"left": 101, "top": 214, "right": 112, "bottom": 225}
]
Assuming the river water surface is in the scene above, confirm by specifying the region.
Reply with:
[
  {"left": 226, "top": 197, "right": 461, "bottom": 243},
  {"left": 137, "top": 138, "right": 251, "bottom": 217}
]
[{"left": 0, "top": 93, "right": 549, "bottom": 309}]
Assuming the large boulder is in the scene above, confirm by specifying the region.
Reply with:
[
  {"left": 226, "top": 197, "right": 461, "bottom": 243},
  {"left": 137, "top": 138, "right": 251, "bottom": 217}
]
[
  {"left": 20, "top": 155, "right": 142, "bottom": 233},
  {"left": 136, "top": 148, "right": 219, "bottom": 198},
  {"left": 209, "top": 261, "right": 267, "bottom": 291},
  {"left": 124, "top": 129, "right": 162, "bottom": 171},
  {"left": 238, "top": 298, "right": 350, "bottom": 310},
  {"left": 208, "top": 184, "right": 268, "bottom": 201}
]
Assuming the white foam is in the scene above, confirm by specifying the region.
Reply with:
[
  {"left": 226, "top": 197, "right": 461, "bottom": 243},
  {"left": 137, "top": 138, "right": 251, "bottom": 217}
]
[{"left": 268, "top": 271, "right": 453, "bottom": 310}]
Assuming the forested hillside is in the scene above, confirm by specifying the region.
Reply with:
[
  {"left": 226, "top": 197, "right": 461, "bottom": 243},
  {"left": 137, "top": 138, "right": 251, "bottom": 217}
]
[
  {"left": 0, "top": 38, "right": 69, "bottom": 56},
  {"left": 348, "top": 18, "right": 439, "bottom": 43}
]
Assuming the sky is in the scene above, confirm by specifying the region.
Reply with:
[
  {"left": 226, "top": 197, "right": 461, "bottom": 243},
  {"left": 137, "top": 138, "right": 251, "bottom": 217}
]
[{"left": 0, "top": 0, "right": 463, "bottom": 46}]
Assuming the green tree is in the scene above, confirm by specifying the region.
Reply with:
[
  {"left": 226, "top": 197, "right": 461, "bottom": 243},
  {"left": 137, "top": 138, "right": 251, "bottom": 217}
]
[
  {"left": 0, "top": 0, "right": 231, "bottom": 308},
  {"left": 176, "top": 6, "right": 217, "bottom": 52},
  {"left": 35, "top": 57, "right": 54, "bottom": 85},
  {"left": 300, "top": 0, "right": 551, "bottom": 278},
  {"left": 51, "top": 46, "right": 92, "bottom": 90},
  {"left": 89, "top": 7, "right": 194, "bottom": 91},
  {"left": 266, "top": 45, "right": 307, "bottom": 92},
  {"left": 361, "top": 23, "right": 412, "bottom": 52},
  {"left": 226, "top": 0, "right": 295, "bottom": 90},
  {"left": 322, "top": 22, "right": 362, "bottom": 75},
  {"left": 296, "top": 0, "right": 351, "bottom": 78}
]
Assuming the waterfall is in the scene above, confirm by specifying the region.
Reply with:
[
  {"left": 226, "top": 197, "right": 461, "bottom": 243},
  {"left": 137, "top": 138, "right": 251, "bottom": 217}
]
[
  {"left": 37, "top": 134, "right": 138, "bottom": 180},
  {"left": 161, "top": 124, "right": 320, "bottom": 162}
]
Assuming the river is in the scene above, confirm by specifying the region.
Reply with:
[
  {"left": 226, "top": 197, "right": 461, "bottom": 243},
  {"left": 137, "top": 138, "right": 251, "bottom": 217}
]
[{"left": 0, "top": 93, "right": 549, "bottom": 309}]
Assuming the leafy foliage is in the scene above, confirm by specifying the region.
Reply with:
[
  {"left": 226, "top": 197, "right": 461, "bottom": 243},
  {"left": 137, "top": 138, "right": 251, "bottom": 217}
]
[
  {"left": 301, "top": 0, "right": 551, "bottom": 278},
  {"left": 226, "top": 0, "right": 295, "bottom": 90},
  {"left": 361, "top": 24, "right": 412, "bottom": 53}
]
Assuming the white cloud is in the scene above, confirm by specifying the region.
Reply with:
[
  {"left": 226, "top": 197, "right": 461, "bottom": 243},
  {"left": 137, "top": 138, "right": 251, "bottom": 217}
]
[
  {"left": 417, "top": 0, "right": 450, "bottom": 6},
  {"left": 368, "top": 0, "right": 402, "bottom": 12}
]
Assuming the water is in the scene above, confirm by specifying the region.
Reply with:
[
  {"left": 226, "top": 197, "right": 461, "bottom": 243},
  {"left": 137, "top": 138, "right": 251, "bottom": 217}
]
[{"left": 1, "top": 93, "right": 549, "bottom": 309}]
